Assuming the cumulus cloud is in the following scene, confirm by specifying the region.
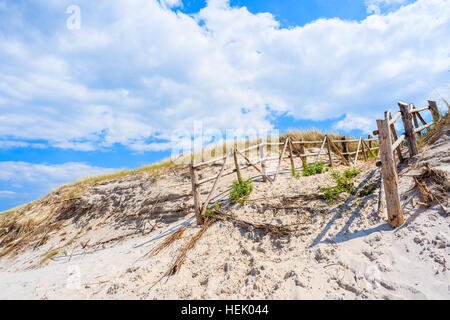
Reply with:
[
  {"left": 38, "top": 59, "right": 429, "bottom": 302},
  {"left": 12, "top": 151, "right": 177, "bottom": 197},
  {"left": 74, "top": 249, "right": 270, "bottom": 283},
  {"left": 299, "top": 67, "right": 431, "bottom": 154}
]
[
  {"left": 0, "top": 0, "right": 448, "bottom": 151},
  {"left": 0, "top": 161, "right": 117, "bottom": 210},
  {"left": 365, "top": 0, "right": 411, "bottom": 14}
]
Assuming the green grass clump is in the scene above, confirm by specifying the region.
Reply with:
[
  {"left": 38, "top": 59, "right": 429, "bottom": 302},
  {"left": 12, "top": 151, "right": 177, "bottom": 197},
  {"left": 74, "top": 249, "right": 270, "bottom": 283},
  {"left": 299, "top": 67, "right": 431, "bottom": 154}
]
[
  {"left": 230, "top": 179, "right": 254, "bottom": 204},
  {"left": 322, "top": 168, "right": 360, "bottom": 203},
  {"left": 302, "top": 161, "right": 325, "bottom": 176}
]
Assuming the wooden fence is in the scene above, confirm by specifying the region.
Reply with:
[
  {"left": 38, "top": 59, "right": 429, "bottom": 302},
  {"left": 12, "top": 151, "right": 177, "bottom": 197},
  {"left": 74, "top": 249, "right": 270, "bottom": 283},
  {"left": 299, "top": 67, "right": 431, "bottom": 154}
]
[
  {"left": 375, "top": 100, "right": 441, "bottom": 228},
  {"left": 190, "top": 135, "right": 379, "bottom": 225}
]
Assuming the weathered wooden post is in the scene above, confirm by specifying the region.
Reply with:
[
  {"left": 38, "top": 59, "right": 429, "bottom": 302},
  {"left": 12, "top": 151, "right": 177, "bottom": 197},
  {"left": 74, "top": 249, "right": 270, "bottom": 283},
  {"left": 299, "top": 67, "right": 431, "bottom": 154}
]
[
  {"left": 376, "top": 119, "right": 404, "bottom": 228},
  {"left": 190, "top": 162, "right": 203, "bottom": 225},
  {"left": 399, "top": 102, "right": 419, "bottom": 157},
  {"left": 368, "top": 135, "right": 373, "bottom": 149},
  {"left": 233, "top": 140, "right": 242, "bottom": 182},
  {"left": 259, "top": 138, "right": 267, "bottom": 180},
  {"left": 326, "top": 136, "right": 333, "bottom": 167},
  {"left": 341, "top": 136, "right": 349, "bottom": 161},
  {"left": 428, "top": 100, "right": 441, "bottom": 123}
]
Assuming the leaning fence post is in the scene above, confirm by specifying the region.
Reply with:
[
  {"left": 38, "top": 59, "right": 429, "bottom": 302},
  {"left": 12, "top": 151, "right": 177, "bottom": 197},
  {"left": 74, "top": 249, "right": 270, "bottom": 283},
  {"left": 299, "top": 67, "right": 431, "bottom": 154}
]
[
  {"left": 376, "top": 119, "right": 404, "bottom": 228},
  {"left": 190, "top": 162, "right": 203, "bottom": 225},
  {"left": 398, "top": 102, "right": 419, "bottom": 157},
  {"left": 428, "top": 100, "right": 441, "bottom": 123}
]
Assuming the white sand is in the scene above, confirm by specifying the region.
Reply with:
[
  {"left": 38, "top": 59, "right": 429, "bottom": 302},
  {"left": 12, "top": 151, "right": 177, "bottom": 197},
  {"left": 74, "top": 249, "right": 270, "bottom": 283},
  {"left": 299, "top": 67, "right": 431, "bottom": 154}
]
[{"left": 0, "top": 130, "right": 448, "bottom": 300}]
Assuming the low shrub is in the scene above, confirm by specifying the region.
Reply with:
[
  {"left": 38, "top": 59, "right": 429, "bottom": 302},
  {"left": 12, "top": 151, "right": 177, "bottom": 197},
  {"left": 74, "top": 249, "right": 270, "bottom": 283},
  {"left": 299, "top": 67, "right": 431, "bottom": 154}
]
[
  {"left": 230, "top": 179, "right": 254, "bottom": 204},
  {"left": 302, "top": 161, "right": 325, "bottom": 176}
]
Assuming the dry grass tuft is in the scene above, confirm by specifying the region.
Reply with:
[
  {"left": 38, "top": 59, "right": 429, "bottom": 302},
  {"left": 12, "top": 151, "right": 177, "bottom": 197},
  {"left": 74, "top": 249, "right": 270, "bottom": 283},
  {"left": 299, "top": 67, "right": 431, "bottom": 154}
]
[{"left": 145, "top": 226, "right": 186, "bottom": 258}]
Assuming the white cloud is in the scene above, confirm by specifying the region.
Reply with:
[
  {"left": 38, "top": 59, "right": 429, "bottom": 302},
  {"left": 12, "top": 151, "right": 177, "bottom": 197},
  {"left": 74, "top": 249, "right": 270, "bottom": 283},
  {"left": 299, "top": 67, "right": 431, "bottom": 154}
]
[
  {"left": 0, "top": 0, "right": 449, "bottom": 149},
  {"left": 0, "top": 161, "right": 117, "bottom": 190},
  {"left": 365, "top": 0, "right": 410, "bottom": 14},
  {"left": 334, "top": 115, "right": 378, "bottom": 135}
]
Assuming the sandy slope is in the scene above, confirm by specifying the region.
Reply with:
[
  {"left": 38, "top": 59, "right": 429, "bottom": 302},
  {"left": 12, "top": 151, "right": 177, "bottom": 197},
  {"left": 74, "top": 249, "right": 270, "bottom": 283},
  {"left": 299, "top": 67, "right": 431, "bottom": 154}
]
[{"left": 0, "top": 130, "right": 448, "bottom": 300}]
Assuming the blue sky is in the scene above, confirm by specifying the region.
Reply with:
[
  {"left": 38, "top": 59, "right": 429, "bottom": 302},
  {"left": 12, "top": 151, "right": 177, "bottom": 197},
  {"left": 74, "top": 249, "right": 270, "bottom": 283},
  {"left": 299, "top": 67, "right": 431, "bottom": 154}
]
[{"left": 0, "top": 0, "right": 449, "bottom": 211}]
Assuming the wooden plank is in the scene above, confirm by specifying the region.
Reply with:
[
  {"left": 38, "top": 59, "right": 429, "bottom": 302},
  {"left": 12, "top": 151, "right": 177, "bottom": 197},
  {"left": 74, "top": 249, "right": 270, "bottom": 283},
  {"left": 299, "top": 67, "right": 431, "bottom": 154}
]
[
  {"left": 273, "top": 138, "right": 289, "bottom": 182},
  {"left": 399, "top": 102, "right": 419, "bottom": 157},
  {"left": 235, "top": 149, "right": 272, "bottom": 183},
  {"left": 190, "top": 162, "right": 203, "bottom": 225},
  {"left": 199, "top": 151, "right": 232, "bottom": 219},
  {"left": 376, "top": 119, "right": 404, "bottom": 228},
  {"left": 329, "top": 139, "right": 351, "bottom": 166},
  {"left": 353, "top": 137, "right": 362, "bottom": 165},
  {"left": 410, "top": 106, "right": 430, "bottom": 114},
  {"left": 330, "top": 139, "right": 360, "bottom": 143},
  {"left": 391, "top": 134, "right": 405, "bottom": 152},
  {"left": 291, "top": 140, "right": 323, "bottom": 144},
  {"left": 389, "top": 111, "right": 402, "bottom": 125},
  {"left": 193, "top": 154, "right": 228, "bottom": 168},
  {"left": 414, "top": 122, "right": 433, "bottom": 134},
  {"left": 428, "top": 100, "right": 441, "bottom": 122},
  {"left": 326, "top": 135, "right": 333, "bottom": 168},
  {"left": 315, "top": 135, "right": 327, "bottom": 163}
]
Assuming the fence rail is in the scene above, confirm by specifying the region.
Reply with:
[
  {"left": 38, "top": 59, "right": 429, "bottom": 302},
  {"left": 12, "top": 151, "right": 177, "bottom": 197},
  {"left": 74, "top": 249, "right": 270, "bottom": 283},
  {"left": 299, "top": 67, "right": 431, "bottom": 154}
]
[{"left": 190, "top": 133, "right": 379, "bottom": 225}]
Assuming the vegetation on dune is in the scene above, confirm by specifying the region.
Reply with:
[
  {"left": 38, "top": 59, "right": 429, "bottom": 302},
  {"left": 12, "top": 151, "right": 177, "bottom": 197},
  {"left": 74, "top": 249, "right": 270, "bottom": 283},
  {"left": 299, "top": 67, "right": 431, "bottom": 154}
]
[
  {"left": 322, "top": 168, "right": 360, "bottom": 203},
  {"left": 230, "top": 178, "right": 254, "bottom": 204},
  {"left": 302, "top": 161, "right": 326, "bottom": 176}
]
